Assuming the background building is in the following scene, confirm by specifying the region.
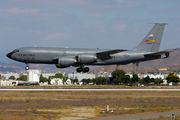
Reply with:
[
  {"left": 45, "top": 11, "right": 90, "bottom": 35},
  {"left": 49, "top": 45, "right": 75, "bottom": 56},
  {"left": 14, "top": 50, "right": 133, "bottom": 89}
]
[{"left": 68, "top": 73, "right": 95, "bottom": 82}]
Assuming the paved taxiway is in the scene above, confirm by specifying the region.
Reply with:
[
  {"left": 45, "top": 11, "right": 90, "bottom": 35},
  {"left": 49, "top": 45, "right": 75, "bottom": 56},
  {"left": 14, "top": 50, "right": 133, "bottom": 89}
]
[
  {"left": 88, "top": 111, "right": 180, "bottom": 120},
  {"left": 0, "top": 89, "right": 180, "bottom": 91}
]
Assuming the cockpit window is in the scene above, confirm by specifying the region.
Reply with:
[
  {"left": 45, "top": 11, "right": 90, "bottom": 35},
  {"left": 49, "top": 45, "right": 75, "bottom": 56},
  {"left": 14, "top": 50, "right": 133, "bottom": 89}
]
[{"left": 13, "top": 49, "right": 19, "bottom": 53}]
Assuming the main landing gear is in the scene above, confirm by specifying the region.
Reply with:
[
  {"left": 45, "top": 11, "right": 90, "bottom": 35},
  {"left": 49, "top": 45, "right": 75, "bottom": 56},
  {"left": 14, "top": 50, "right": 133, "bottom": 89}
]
[
  {"left": 76, "top": 67, "right": 90, "bottom": 73},
  {"left": 25, "top": 64, "right": 29, "bottom": 70}
]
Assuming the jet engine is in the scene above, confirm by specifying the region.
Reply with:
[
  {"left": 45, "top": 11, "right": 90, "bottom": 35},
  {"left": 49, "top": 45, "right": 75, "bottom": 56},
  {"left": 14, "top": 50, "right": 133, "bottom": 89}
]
[
  {"left": 55, "top": 57, "right": 77, "bottom": 68},
  {"left": 78, "top": 53, "right": 98, "bottom": 64}
]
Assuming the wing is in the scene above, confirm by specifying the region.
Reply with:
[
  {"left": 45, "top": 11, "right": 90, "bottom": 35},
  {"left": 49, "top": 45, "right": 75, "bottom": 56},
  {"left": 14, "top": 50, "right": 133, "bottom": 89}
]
[
  {"left": 96, "top": 49, "right": 127, "bottom": 61},
  {"left": 144, "top": 50, "right": 171, "bottom": 59}
]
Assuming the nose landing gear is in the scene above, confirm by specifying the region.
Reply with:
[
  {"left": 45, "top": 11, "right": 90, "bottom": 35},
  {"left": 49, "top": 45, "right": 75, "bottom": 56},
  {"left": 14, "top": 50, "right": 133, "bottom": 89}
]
[
  {"left": 76, "top": 67, "right": 90, "bottom": 73},
  {"left": 25, "top": 64, "right": 29, "bottom": 70}
]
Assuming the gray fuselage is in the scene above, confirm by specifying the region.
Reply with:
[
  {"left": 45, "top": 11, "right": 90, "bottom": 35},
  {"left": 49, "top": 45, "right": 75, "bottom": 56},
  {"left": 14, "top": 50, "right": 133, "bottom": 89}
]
[{"left": 7, "top": 47, "right": 147, "bottom": 66}]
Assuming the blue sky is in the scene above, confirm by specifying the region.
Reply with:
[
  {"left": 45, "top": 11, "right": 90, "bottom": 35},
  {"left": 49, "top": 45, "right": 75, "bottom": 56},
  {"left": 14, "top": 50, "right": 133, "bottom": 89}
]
[{"left": 0, "top": 0, "right": 180, "bottom": 63}]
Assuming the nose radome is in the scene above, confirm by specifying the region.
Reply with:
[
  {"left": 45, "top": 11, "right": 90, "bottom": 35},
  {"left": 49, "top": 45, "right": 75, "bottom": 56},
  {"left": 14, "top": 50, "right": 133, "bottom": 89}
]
[{"left": 6, "top": 52, "right": 13, "bottom": 58}]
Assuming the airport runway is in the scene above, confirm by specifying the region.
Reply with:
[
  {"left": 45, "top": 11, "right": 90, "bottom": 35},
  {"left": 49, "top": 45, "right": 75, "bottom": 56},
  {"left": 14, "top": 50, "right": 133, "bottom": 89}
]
[{"left": 0, "top": 88, "right": 180, "bottom": 91}]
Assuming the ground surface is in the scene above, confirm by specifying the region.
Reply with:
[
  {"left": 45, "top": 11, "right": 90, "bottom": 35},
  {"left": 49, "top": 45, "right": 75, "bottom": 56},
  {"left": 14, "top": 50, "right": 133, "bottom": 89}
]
[{"left": 0, "top": 86, "right": 180, "bottom": 120}]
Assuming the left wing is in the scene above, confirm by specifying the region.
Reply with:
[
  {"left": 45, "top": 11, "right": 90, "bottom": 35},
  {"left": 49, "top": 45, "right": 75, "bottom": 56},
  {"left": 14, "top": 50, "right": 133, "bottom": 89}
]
[{"left": 96, "top": 49, "right": 127, "bottom": 61}]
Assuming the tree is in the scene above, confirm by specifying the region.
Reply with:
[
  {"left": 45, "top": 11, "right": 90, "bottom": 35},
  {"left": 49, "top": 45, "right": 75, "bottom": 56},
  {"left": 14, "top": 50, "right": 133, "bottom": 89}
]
[
  {"left": 112, "top": 77, "right": 120, "bottom": 85},
  {"left": 121, "top": 75, "right": 131, "bottom": 83},
  {"left": 166, "top": 72, "right": 180, "bottom": 83},
  {"left": 40, "top": 74, "right": 48, "bottom": 83},
  {"left": 150, "top": 78, "right": 155, "bottom": 83},
  {"left": 112, "top": 69, "right": 126, "bottom": 78},
  {"left": 17, "top": 75, "right": 27, "bottom": 81},
  {"left": 49, "top": 73, "right": 65, "bottom": 83},
  {"left": 0, "top": 74, "right": 1, "bottom": 79},
  {"left": 92, "top": 78, "right": 98, "bottom": 84},
  {"left": 136, "top": 62, "right": 139, "bottom": 73},
  {"left": 9, "top": 76, "right": 16, "bottom": 80},
  {"left": 86, "top": 78, "right": 92, "bottom": 84},
  {"left": 71, "top": 79, "right": 78, "bottom": 83},
  {"left": 81, "top": 79, "right": 89, "bottom": 84},
  {"left": 154, "top": 78, "right": 163, "bottom": 84},
  {"left": 95, "top": 77, "right": 108, "bottom": 85},
  {"left": 143, "top": 76, "right": 151, "bottom": 84},
  {"left": 131, "top": 74, "right": 140, "bottom": 83},
  {"left": 1, "top": 75, "right": 6, "bottom": 79},
  {"left": 111, "top": 69, "right": 126, "bottom": 84}
]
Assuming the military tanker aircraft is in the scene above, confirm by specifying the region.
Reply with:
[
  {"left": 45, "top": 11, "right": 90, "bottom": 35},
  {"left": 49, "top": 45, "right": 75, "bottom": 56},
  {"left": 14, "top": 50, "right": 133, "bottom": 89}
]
[{"left": 7, "top": 23, "right": 170, "bottom": 73}]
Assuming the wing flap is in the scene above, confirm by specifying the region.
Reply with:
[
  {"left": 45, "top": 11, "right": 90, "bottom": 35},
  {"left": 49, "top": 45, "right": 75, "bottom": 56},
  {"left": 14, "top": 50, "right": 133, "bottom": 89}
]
[{"left": 96, "top": 49, "right": 127, "bottom": 61}]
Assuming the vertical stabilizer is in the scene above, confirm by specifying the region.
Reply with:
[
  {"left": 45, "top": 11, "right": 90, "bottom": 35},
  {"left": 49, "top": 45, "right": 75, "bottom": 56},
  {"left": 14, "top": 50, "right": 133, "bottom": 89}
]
[{"left": 132, "top": 23, "right": 168, "bottom": 52}]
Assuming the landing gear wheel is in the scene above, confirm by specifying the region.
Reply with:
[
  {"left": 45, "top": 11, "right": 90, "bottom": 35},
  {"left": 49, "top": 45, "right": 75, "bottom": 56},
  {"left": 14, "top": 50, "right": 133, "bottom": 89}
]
[
  {"left": 79, "top": 67, "right": 83, "bottom": 72},
  {"left": 76, "top": 67, "right": 90, "bottom": 73},
  {"left": 76, "top": 68, "right": 80, "bottom": 72},
  {"left": 76, "top": 67, "right": 83, "bottom": 73},
  {"left": 25, "top": 66, "right": 29, "bottom": 70},
  {"left": 83, "top": 67, "right": 89, "bottom": 73}
]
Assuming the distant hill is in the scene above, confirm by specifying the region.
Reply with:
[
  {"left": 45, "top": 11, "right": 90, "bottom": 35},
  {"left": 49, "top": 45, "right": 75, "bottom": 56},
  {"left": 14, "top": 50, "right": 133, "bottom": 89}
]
[{"left": 1, "top": 48, "right": 180, "bottom": 73}]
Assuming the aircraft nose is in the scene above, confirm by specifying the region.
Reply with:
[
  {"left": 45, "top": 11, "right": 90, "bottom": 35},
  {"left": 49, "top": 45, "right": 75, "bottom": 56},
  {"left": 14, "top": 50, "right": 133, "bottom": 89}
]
[{"left": 6, "top": 52, "right": 13, "bottom": 58}]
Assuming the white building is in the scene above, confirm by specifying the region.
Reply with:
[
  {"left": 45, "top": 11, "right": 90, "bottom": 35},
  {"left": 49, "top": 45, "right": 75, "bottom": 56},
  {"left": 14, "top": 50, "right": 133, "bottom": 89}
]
[
  {"left": 42, "top": 73, "right": 56, "bottom": 78},
  {"left": 66, "top": 79, "right": 71, "bottom": 85},
  {"left": 0, "top": 80, "right": 17, "bottom": 86},
  {"left": 161, "top": 80, "right": 168, "bottom": 85},
  {"left": 68, "top": 73, "right": 95, "bottom": 82},
  {"left": 50, "top": 78, "right": 63, "bottom": 85},
  {"left": 138, "top": 74, "right": 167, "bottom": 79},
  {"left": 1, "top": 72, "right": 20, "bottom": 79},
  {"left": 97, "top": 72, "right": 112, "bottom": 78},
  {"left": 27, "top": 69, "right": 41, "bottom": 82}
]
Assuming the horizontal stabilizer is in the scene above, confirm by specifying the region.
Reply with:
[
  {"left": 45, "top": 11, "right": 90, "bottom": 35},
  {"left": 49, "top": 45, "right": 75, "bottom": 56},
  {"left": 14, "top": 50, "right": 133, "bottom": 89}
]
[
  {"left": 97, "top": 49, "right": 127, "bottom": 61},
  {"left": 144, "top": 50, "right": 171, "bottom": 59}
]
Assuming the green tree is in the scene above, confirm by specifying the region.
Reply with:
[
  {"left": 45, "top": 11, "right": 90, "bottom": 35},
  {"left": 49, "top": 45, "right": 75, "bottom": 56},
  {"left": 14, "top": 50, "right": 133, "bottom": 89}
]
[
  {"left": 143, "top": 76, "right": 151, "bottom": 84},
  {"left": 49, "top": 73, "right": 65, "bottom": 83},
  {"left": 40, "top": 74, "right": 48, "bottom": 83},
  {"left": 111, "top": 69, "right": 126, "bottom": 84},
  {"left": 131, "top": 74, "right": 140, "bottom": 83},
  {"left": 95, "top": 76, "right": 108, "bottom": 85},
  {"left": 92, "top": 78, "right": 98, "bottom": 84},
  {"left": 154, "top": 78, "right": 163, "bottom": 84},
  {"left": 81, "top": 79, "right": 87, "bottom": 84},
  {"left": 86, "top": 78, "right": 92, "bottom": 84},
  {"left": 139, "top": 79, "right": 144, "bottom": 84},
  {"left": 166, "top": 72, "right": 180, "bottom": 83},
  {"left": 0, "top": 74, "right": 2, "bottom": 79},
  {"left": 121, "top": 75, "right": 131, "bottom": 83},
  {"left": 9, "top": 76, "right": 16, "bottom": 80},
  {"left": 112, "top": 77, "right": 120, "bottom": 85},
  {"left": 71, "top": 79, "right": 78, "bottom": 83},
  {"left": 150, "top": 78, "right": 155, "bottom": 83},
  {"left": 17, "top": 75, "right": 27, "bottom": 81}
]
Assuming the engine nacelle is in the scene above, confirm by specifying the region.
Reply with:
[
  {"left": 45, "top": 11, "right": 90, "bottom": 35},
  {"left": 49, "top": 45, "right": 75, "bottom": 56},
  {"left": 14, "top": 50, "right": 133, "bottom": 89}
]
[
  {"left": 78, "top": 53, "right": 98, "bottom": 64},
  {"left": 55, "top": 57, "right": 77, "bottom": 68}
]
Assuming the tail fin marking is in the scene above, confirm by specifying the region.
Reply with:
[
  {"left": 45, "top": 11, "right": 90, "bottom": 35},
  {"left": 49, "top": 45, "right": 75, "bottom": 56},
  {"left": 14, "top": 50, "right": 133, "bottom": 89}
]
[{"left": 132, "top": 23, "right": 168, "bottom": 52}]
